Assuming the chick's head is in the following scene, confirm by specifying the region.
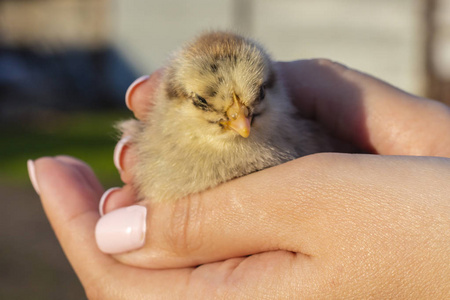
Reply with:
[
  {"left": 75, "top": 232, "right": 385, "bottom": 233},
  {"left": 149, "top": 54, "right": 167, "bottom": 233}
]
[{"left": 162, "top": 32, "right": 277, "bottom": 139}]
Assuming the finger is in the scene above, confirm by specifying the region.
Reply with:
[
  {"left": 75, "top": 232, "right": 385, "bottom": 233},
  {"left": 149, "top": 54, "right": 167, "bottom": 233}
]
[
  {"left": 108, "top": 154, "right": 332, "bottom": 268},
  {"left": 113, "top": 135, "right": 136, "bottom": 184},
  {"left": 278, "top": 59, "right": 450, "bottom": 156},
  {"left": 126, "top": 69, "right": 164, "bottom": 121},
  {"left": 32, "top": 157, "right": 120, "bottom": 284},
  {"left": 53, "top": 155, "right": 104, "bottom": 195},
  {"left": 100, "top": 185, "right": 137, "bottom": 216},
  {"left": 85, "top": 251, "right": 312, "bottom": 300},
  {"left": 105, "top": 153, "right": 450, "bottom": 270}
]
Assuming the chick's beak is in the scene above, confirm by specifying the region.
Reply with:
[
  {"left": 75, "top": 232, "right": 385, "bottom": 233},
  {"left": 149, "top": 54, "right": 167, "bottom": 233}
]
[{"left": 223, "top": 93, "right": 251, "bottom": 138}]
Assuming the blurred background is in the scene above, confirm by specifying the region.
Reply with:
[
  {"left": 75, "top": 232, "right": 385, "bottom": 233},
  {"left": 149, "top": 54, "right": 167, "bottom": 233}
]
[{"left": 1, "top": 0, "right": 449, "bottom": 298}]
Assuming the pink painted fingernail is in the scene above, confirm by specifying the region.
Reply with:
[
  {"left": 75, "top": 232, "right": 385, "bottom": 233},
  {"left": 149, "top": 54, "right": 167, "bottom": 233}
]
[
  {"left": 125, "top": 75, "right": 150, "bottom": 110},
  {"left": 27, "top": 159, "right": 40, "bottom": 195},
  {"left": 114, "top": 136, "right": 131, "bottom": 173},
  {"left": 95, "top": 205, "right": 147, "bottom": 254},
  {"left": 99, "top": 187, "right": 121, "bottom": 217}
]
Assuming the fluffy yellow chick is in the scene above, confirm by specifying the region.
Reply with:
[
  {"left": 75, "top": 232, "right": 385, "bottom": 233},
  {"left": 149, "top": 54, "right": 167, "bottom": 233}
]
[{"left": 119, "top": 31, "right": 334, "bottom": 202}]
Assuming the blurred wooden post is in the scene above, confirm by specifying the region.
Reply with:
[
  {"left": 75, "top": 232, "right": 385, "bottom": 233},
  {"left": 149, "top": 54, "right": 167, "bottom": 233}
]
[{"left": 232, "top": 0, "right": 253, "bottom": 34}]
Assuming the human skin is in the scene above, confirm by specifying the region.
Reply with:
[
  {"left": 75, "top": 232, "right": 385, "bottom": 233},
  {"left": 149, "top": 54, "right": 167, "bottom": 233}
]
[{"left": 30, "top": 59, "right": 450, "bottom": 299}]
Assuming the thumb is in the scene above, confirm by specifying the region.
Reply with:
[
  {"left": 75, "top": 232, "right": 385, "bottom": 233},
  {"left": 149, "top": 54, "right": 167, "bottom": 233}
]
[{"left": 96, "top": 153, "right": 340, "bottom": 269}]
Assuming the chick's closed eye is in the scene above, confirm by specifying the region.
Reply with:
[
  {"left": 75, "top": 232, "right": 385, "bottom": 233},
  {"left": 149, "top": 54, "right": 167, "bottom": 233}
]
[
  {"left": 258, "top": 84, "right": 266, "bottom": 102},
  {"left": 192, "top": 94, "right": 211, "bottom": 111},
  {"left": 196, "top": 95, "right": 208, "bottom": 105}
]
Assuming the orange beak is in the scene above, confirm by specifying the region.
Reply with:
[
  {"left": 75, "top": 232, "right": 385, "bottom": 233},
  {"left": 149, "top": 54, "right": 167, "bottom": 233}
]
[{"left": 222, "top": 93, "right": 251, "bottom": 138}]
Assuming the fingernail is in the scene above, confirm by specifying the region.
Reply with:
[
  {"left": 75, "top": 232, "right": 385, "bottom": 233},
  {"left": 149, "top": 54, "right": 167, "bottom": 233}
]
[
  {"left": 125, "top": 75, "right": 150, "bottom": 111},
  {"left": 99, "top": 187, "right": 121, "bottom": 217},
  {"left": 95, "top": 205, "right": 147, "bottom": 254},
  {"left": 113, "top": 136, "right": 131, "bottom": 173},
  {"left": 27, "top": 159, "right": 40, "bottom": 195}
]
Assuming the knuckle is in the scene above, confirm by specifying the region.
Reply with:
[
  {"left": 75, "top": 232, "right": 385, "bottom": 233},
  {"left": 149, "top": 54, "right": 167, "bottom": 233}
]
[
  {"left": 313, "top": 58, "right": 349, "bottom": 71},
  {"left": 164, "top": 194, "right": 205, "bottom": 256}
]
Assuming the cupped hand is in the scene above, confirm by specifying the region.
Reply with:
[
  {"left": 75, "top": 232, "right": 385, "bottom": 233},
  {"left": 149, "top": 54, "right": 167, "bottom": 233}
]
[{"left": 32, "top": 60, "right": 450, "bottom": 298}]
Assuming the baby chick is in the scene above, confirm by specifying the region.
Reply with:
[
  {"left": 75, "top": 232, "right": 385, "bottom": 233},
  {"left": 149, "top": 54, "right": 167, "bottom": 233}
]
[{"left": 119, "top": 31, "right": 334, "bottom": 202}]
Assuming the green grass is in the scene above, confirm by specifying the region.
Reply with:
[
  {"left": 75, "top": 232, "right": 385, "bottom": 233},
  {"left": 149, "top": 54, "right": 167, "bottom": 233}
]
[{"left": 0, "top": 110, "right": 133, "bottom": 188}]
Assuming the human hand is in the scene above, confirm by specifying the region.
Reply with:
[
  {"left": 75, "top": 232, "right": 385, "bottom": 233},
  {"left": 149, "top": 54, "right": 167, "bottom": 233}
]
[
  {"left": 30, "top": 60, "right": 450, "bottom": 298},
  {"left": 278, "top": 60, "right": 450, "bottom": 156}
]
